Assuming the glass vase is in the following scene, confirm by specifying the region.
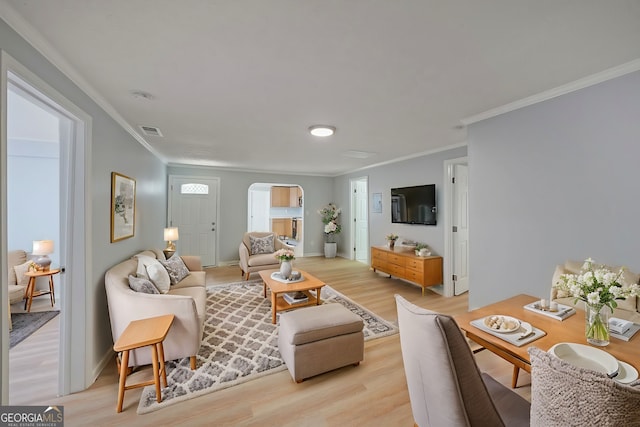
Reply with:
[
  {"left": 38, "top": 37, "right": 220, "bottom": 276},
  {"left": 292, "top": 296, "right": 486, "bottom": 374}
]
[{"left": 585, "top": 303, "right": 610, "bottom": 346}]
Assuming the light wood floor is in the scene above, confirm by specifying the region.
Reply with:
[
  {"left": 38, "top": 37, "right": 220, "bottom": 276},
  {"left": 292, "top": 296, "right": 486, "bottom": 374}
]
[{"left": 12, "top": 256, "right": 531, "bottom": 426}]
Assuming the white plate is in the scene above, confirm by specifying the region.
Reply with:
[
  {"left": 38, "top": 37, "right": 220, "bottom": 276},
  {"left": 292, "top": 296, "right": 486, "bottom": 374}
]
[
  {"left": 615, "top": 361, "right": 639, "bottom": 384},
  {"left": 549, "top": 343, "right": 619, "bottom": 377},
  {"left": 483, "top": 315, "right": 521, "bottom": 333}
]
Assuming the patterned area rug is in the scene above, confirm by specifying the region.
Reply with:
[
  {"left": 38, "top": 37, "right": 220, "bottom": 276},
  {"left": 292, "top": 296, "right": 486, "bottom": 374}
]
[
  {"left": 138, "top": 279, "right": 397, "bottom": 414},
  {"left": 10, "top": 310, "right": 60, "bottom": 349}
]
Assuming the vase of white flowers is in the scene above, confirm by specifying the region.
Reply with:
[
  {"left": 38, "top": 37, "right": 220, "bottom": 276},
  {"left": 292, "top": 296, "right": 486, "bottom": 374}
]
[
  {"left": 555, "top": 258, "right": 639, "bottom": 346},
  {"left": 318, "top": 203, "right": 341, "bottom": 258},
  {"left": 274, "top": 249, "right": 295, "bottom": 279}
]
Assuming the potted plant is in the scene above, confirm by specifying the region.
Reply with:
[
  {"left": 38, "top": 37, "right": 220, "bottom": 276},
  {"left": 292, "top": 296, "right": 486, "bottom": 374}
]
[
  {"left": 415, "top": 243, "right": 431, "bottom": 256},
  {"left": 318, "top": 203, "right": 342, "bottom": 258}
]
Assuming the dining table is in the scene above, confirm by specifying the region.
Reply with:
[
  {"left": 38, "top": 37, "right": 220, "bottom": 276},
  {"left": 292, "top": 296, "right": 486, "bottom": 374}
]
[{"left": 455, "top": 294, "right": 640, "bottom": 388}]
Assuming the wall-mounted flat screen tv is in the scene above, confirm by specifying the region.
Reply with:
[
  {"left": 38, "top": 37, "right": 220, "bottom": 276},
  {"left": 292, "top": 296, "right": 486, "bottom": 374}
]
[{"left": 391, "top": 184, "right": 437, "bottom": 225}]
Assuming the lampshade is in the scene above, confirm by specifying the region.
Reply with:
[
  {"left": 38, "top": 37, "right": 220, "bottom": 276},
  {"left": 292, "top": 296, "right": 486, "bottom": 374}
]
[
  {"left": 164, "top": 227, "right": 179, "bottom": 241},
  {"left": 32, "top": 240, "right": 54, "bottom": 255}
]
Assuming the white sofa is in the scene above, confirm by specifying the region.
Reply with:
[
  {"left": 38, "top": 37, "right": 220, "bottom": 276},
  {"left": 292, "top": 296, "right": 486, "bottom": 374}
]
[
  {"left": 551, "top": 260, "right": 640, "bottom": 323},
  {"left": 105, "top": 249, "right": 206, "bottom": 369},
  {"left": 238, "top": 232, "right": 294, "bottom": 280}
]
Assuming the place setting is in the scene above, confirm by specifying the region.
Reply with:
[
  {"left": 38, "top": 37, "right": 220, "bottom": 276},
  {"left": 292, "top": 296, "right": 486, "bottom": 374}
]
[
  {"left": 470, "top": 314, "right": 546, "bottom": 347},
  {"left": 548, "top": 342, "right": 639, "bottom": 384}
]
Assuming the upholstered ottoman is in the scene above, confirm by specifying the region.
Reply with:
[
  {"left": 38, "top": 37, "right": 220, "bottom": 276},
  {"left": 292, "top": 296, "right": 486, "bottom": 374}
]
[{"left": 278, "top": 303, "right": 364, "bottom": 383}]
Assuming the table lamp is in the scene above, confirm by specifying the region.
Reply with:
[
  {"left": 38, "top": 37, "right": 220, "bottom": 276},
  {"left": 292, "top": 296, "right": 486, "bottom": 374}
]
[
  {"left": 163, "top": 227, "right": 179, "bottom": 259},
  {"left": 32, "top": 240, "right": 54, "bottom": 271}
]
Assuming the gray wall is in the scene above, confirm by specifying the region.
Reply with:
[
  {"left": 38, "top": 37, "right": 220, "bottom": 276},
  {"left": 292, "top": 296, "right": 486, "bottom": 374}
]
[
  {"left": 1, "top": 17, "right": 167, "bottom": 394},
  {"left": 167, "top": 166, "right": 333, "bottom": 260},
  {"left": 334, "top": 146, "right": 467, "bottom": 258},
  {"left": 468, "top": 70, "right": 640, "bottom": 309}
]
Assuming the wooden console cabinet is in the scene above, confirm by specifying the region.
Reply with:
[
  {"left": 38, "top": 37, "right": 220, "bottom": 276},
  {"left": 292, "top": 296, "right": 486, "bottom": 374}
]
[{"left": 371, "top": 246, "right": 443, "bottom": 296}]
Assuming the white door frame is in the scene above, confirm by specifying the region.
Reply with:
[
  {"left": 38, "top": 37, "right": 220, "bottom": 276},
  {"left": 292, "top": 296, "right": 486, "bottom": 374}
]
[
  {"left": 349, "top": 176, "right": 369, "bottom": 262},
  {"left": 443, "top": 156, "right": 468, "bottom": 298},
  {"left": 1, "top": 51, "right": 92, "bottom": 402}
]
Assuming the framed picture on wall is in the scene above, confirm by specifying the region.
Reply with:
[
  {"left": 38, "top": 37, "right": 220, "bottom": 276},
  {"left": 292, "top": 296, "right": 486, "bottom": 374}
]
[
  {"left": 111, "top": 172, "right": 136, "bottom": 242},
  {"left": 372, "top": 192, "right": 383, "bottom": 213}
]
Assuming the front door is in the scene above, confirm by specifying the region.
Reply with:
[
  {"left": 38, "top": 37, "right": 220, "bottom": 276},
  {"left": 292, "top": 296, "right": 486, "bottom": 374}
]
[{"left": 169, "top": 176, "right": 219, "bottom": 266}]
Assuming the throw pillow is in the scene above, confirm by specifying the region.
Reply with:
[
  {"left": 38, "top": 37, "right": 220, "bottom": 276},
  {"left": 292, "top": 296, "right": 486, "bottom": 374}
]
[
  {"left": 13, "top": 261, "right": 32, "bottom": 287},
  {"left": 128, "top": 274, "right": 159, "bottom": 294},
  {"left": 159, "top": 254, "right": 190, "bottom": 285},
  {"left": 135, "top": 255, "right": 171, "bottom": 294},
  {"left": 250, "top": 234, "right": 274, "bottom": 255},
  {"left": 136, "top": 258, "right": 150, "bottom": 280}
]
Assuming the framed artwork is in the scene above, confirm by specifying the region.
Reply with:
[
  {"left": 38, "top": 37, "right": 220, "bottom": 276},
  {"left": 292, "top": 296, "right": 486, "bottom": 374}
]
[
  {"left": 372, "top": 192, "right": 383, "bottom": 213},
  {"left": 111, "top": 172, "right": 136, "bottom": 242}
]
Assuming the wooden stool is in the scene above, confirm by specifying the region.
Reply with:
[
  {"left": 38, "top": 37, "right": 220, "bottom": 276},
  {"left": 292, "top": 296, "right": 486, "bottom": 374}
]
[
  {"left": 113, "top": 314, "right": 175, "bottom": 413},
  {"left": 23, "top": 268, "right": 60, "bottom": 312}
]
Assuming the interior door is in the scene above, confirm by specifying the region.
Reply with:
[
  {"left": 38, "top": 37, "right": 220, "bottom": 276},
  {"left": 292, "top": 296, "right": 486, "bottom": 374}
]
[
  {"left": 169, "top": 176, "right": 219, "bottom": 266},
  {"left": 249, "top": 187, "right": 270, "bottom": 231},
  {"left": 352, "top": 177, "right": 369, "bottom": 263},
  {"left": 453, "top": 164, "right": 469, "bottom": 295}
]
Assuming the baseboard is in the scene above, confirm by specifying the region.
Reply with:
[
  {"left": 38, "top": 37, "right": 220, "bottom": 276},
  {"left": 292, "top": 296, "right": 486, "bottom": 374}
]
[{"left": 93, "top": 347, "right": 115, "bottom": 385}]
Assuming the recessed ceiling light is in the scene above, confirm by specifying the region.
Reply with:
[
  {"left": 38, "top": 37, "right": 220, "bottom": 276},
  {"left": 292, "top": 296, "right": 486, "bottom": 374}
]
[{"left": 309, "top": 125, "right": 336, "bottom": 137}]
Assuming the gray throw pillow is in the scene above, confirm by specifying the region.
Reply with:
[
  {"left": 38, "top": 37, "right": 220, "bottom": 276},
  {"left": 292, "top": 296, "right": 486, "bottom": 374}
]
[
  {"left": 159, "top": 254, "right": 190, "bottom": 285},
  {"left": 128, "top": 274, "right": 159, "bottom": 294},
  {"left": 250, "top": 235, "right": 274, "bottom": 255}
]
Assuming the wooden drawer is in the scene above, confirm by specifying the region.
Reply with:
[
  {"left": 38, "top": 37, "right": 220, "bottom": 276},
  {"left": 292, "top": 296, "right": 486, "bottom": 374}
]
[
  {"left": 372, "top": 248, "right": 387, "bottom": 263},
  {"left": 387, "top": 253, "right": 405, "bottom": 266},
  {"left": 387, "top": 263, "right": 405, "bottom": 277},
  {"left": 406, "top": 258, "right": 424, "bottom": 272},
  {"left": 405, "top": 268, "right": 425, "bottom": 285}
]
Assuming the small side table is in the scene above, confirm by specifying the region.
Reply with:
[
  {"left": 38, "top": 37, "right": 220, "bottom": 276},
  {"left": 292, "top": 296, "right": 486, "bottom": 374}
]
[
  {"left": 113, "top": 314, "right": 175, "bottom": 413},
  {"left": 23, "top": 268, "right": 60, "bottom": 312}
]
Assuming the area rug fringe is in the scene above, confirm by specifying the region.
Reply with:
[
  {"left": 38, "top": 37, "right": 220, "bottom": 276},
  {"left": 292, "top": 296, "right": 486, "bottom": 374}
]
[{"left": 137, "top": 279, "right": 397, "bottom": 414}]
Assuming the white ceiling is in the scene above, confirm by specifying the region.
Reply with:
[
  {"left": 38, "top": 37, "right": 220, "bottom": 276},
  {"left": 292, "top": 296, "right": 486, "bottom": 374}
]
[{"left": 2, "top": 1, "right": 640, "bottom": 176}]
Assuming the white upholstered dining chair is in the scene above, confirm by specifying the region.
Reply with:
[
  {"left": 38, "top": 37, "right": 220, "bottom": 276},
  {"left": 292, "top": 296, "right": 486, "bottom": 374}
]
[{"left": 528, "top": 346, "right": 640, "bottom": 427}]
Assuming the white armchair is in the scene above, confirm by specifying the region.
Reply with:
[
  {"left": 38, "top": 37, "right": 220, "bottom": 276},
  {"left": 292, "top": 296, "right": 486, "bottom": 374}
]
[{"left": 239, "top": 232, "right": 294, "bottom": 280}]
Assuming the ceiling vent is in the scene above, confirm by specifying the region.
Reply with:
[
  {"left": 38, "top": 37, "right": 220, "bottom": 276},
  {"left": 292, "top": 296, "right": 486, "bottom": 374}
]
[{"left": 139, "top": 125, "right": 163, "bottom": 137}]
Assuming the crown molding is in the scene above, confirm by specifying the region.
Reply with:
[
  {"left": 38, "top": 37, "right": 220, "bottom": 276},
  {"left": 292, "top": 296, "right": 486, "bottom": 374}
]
[
  {"left": 0, "top": 1, "right": 167, "bottom": 163},
  {"left": 336, "top": 141, "right": 468, "bottom": 177},
  {"left": 462, "top": 58, "right": 640, "bottom": 126}
]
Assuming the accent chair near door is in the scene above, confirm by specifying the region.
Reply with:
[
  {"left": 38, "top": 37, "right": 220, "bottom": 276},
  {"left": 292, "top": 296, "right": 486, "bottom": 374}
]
[{"left": 238, "top": 232, "right": 294, "bottom": 280}]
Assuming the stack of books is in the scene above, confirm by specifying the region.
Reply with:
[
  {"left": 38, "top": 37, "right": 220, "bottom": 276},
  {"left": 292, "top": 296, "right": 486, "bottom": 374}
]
[
  {"left": 609, "top": 318, "right": 640, "bottom": 342},
  {"left": 282, "top": 291, "right": 308, "bottom": 305}
]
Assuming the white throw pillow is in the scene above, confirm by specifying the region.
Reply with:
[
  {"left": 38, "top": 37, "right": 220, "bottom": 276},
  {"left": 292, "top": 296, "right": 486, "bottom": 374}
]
[
  {"left": 135, "top": 255, "right": 170, "bottom": 294},
  {"left": 13, "top": 261, "right": 32, "bottom": 286}
]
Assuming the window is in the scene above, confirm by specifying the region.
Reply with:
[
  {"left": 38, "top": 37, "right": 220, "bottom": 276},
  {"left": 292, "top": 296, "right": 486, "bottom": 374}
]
[{"left": 181, "top": 183, "right": 209, "bottom": 195}]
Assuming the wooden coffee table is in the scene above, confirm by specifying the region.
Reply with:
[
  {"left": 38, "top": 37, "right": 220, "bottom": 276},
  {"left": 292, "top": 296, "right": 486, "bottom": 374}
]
[
  {"left": 455, "top": 294, "right": 640, "bottom": 388},
  {"left": 259, "top": 269, "right": 325, "bottom": 324}
]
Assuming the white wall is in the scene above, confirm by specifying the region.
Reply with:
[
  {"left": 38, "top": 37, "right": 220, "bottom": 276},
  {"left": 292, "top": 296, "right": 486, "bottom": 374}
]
[
  {"left": 334, "top": 146, "right": 468, "bottom": 258},
  {"left": 167, "top": 165, "right": 333, "bottom": 260},
  {"left": 468, "top": 70, "right": 640, "bottom": 309},
  {"left": 1, "top": 16, "right": 167, "bottom": 397}
]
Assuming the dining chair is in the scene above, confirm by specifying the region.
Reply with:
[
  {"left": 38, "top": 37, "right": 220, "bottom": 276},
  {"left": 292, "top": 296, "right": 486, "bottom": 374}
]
[
  {"left": 395, "top": 295, "right": 530, "bottom": 427},
  {"left": 528, "top": 346, "right": 640, "bottom": 427}
]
